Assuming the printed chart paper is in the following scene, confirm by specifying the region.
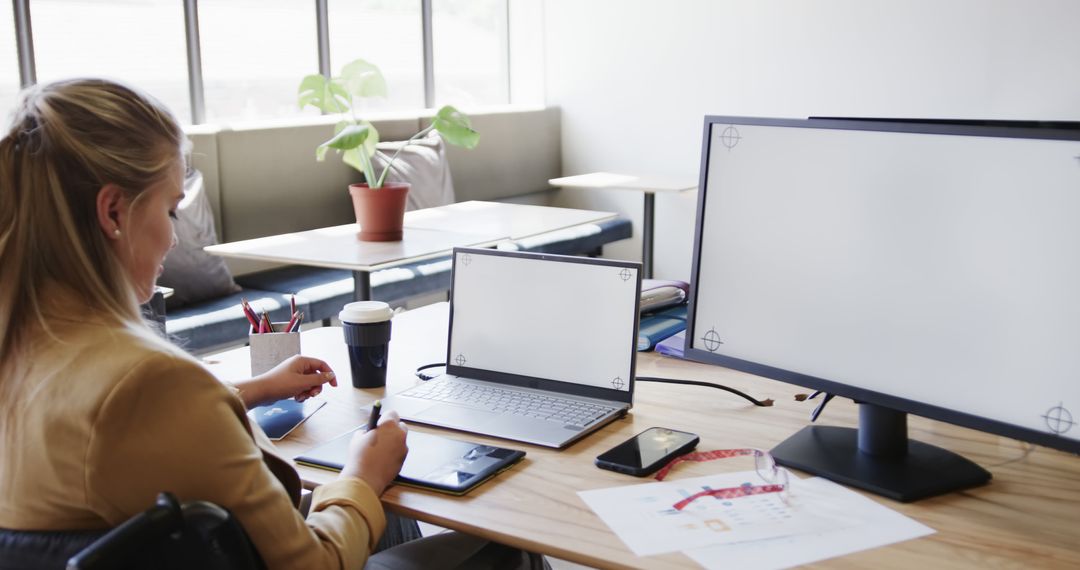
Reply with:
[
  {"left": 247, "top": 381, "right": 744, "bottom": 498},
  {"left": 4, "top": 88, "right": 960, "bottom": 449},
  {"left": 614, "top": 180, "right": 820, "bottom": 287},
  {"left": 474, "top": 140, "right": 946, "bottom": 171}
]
[
  {"left": 578, "top": 471, "right": 850, "bottom": 556},
  {"left": 685, "top": 477, "right": 935, "bottom": 569}
]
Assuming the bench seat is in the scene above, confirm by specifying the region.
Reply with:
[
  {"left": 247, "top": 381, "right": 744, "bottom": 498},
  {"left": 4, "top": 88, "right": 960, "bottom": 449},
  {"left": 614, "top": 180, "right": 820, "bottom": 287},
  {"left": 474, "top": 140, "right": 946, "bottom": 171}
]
[
  {"left": 166, "top": 289, "right": 304, "bottom": 354},
  {"left": 235, "top": 256, "right": 454, "bottom": 323}
]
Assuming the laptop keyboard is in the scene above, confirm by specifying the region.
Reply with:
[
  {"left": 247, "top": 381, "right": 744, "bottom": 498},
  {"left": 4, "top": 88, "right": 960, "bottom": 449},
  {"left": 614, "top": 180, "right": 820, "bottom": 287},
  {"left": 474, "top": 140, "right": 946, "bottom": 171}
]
[{"left": 402, "top": 379, "right": 617, "bottom": 428}]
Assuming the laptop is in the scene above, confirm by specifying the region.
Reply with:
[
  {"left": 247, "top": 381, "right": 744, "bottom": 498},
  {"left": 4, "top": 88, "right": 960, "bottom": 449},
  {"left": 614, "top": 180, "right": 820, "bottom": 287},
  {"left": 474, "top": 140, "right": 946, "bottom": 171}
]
[{"left": 381, "top": 247, "right": 641, "bottom": 448}]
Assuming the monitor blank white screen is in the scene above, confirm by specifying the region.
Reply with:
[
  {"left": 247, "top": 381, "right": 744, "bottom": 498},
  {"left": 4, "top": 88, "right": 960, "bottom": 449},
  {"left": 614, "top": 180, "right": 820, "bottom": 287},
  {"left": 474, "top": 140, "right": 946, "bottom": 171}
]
[{"left": 692, "top": 122, "right": 1080, "bottom": 444}]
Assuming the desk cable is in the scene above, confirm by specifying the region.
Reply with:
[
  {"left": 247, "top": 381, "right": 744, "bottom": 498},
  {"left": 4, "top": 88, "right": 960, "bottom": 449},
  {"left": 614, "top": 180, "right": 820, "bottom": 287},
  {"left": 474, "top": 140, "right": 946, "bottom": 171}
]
[
  {"left": 416, "top": 365, "right": 773, "bottom": 407},
  {"left": 415, "top": 363, "right": 445, "bottom": 381},
  {"left": 794, "top": 390, "right": 836, "bottom": 421},
  {"left": 635, "top": 377, "right": 773, "bottom": 407}
]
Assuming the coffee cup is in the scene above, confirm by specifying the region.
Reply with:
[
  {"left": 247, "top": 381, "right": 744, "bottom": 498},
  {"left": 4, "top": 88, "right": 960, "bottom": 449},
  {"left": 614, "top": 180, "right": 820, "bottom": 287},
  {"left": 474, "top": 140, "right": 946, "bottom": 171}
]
[{"left": 340, "top": 301, "right": 393, "bottom": 389}]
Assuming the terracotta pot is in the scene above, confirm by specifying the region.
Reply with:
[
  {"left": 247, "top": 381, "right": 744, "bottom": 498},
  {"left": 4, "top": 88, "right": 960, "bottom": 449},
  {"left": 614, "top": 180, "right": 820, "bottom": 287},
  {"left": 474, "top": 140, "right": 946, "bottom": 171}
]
[{"left": 348, "top": 182, "right": 410, "bottom": 242}]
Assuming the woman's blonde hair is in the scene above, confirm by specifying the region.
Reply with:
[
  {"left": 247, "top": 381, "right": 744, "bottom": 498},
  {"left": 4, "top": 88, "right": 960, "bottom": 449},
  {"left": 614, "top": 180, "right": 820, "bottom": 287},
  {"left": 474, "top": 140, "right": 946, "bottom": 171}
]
[{"left": 0, "top": 78, "right": 186, "bottom": 367}]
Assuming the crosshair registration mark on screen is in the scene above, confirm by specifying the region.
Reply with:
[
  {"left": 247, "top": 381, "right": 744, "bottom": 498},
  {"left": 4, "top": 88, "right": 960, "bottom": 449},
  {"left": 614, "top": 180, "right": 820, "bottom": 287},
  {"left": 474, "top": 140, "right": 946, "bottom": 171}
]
[
  {"left": 700, "top": 327, "right": 724, "bottom": 352},
  {"left": 1043, "top": 403, "right": 1075, "bottom": 435},
  {"left": 720, "top": 126, "right": 742, "bottom": 150}
]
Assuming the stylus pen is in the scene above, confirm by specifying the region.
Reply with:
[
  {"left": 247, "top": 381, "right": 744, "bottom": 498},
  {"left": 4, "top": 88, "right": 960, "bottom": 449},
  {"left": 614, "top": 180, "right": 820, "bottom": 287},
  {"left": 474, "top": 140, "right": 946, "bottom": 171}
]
[{"left": 366, "top": 400, "right": 382, "bottom": 432}]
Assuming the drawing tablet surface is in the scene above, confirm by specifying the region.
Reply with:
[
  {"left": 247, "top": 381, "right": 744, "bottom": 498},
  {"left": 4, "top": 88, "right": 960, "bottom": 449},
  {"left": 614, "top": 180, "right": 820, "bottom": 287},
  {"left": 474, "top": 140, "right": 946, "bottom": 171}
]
[{"left": 296, "top": 429, "right": 526, "bottom": 495}]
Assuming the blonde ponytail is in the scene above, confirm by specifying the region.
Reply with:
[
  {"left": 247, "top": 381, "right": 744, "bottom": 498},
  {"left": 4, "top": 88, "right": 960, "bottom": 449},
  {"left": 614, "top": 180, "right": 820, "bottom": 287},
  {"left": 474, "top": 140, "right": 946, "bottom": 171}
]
[{"left": 0, "top": 78, "right": 186, "bottom": 375}]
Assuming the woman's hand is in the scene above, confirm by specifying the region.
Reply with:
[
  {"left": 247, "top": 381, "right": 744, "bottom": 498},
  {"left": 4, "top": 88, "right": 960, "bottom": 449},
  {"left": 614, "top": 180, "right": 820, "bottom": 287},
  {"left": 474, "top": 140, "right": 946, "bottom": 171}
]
[
  {"left": 235, "top": 355, "right": 337, "bottom": 409},
  {"left": 340, "top": 411, "right": 408, "bottom": 495}
]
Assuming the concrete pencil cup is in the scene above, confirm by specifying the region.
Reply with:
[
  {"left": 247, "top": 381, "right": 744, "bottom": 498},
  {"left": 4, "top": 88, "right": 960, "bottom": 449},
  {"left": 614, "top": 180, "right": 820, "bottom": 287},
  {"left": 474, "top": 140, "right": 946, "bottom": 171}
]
[{"left": 249, "top": 323, "right": 301, "bottom": 376}]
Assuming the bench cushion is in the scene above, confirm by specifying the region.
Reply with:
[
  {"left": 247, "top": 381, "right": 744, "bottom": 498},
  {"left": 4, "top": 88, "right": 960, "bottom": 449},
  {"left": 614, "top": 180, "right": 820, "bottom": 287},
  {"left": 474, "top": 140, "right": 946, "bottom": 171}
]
[
  {"left": 158, "top": 170, "right": 241, "bottom": 309},
  {"left": 235, "top": 267, "right": 352, "bottom": 324},
  {"left": 166, "top": 289, "right": 305, "bottom": 353},
  {"left": 500, "top": 217, "right": 632, "bottom": 255},
  {"left": 234, "top": 257, "right": 455, "bottom": 323}
]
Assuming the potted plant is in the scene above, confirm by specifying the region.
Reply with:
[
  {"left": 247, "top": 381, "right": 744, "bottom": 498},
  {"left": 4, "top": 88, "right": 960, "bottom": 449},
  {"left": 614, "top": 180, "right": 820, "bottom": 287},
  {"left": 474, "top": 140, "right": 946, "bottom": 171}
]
[{"left": 298, "top": 59, "right": 480, "bottom": 241}]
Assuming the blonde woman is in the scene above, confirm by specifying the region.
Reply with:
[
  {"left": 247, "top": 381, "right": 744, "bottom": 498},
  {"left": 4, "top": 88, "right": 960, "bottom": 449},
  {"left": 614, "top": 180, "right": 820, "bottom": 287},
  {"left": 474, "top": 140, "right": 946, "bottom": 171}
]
[{"left": 0, "top": 79, "right": 408, "bottom": 568}]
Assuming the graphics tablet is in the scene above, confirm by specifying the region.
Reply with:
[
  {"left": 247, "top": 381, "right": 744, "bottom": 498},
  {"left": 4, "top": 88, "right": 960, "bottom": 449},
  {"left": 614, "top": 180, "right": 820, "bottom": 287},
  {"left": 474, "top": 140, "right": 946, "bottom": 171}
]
[{"left": 296, "top": 428, "right": 526, "bottom": 495}]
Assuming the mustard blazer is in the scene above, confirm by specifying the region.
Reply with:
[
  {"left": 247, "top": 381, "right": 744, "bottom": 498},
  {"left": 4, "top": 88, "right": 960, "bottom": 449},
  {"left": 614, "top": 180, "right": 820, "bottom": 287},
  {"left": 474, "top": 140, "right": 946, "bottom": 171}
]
[{"left": 0, "top": 312, "right": 384, "bottom": 569}]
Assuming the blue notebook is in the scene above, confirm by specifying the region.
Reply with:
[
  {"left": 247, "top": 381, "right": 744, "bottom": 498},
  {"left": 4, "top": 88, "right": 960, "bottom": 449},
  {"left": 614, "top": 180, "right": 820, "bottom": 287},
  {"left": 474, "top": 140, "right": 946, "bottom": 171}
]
[
  {"left": 655, "top": 331, "right": 686, "bottom": 358},
  {"left": 248, "top": 398, "right": 326, "bottom": 441},
  {"left": 637, "top": 304, "right": 688, "bottom": 351}
]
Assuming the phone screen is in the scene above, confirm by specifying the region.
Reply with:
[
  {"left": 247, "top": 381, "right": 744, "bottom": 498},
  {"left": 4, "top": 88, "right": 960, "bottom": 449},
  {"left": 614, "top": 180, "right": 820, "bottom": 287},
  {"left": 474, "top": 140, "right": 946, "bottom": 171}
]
[{"left": 596, "top": 427, "right": 699, "bottom": 474}]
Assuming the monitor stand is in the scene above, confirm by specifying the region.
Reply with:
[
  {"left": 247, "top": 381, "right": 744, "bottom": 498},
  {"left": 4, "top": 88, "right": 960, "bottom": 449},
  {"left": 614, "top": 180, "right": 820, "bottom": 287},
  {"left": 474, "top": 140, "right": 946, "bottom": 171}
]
[{"left": 770, "top": 403, "right": 992, "bottom": 502}]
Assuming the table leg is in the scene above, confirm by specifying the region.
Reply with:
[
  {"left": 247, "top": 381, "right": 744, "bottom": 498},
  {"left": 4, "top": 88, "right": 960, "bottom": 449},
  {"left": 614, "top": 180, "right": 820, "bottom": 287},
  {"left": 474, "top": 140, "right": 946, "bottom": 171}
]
[
  {"left": 642, "top": 192, "right": 655, "bottom": 279},
  {"left": 353, "top": 270, "right": 372, "bottom": 301}
]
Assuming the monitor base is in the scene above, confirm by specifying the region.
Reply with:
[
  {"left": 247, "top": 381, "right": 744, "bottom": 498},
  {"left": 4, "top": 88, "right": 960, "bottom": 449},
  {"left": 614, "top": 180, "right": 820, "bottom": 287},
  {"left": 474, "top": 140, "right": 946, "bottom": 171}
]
[{"left": 771, "top": 424, "right": 992, "bottom": 502}]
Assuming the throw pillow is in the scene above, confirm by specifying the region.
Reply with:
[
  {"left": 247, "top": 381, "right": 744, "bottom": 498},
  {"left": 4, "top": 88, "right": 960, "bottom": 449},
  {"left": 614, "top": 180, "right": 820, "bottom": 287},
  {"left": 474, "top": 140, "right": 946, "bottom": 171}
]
[
  {"left": 158, "top": 170, "right": 241, "bottom": 309},
  {"left": 371, "top": 131, "right": 456, "bottom": 211}
]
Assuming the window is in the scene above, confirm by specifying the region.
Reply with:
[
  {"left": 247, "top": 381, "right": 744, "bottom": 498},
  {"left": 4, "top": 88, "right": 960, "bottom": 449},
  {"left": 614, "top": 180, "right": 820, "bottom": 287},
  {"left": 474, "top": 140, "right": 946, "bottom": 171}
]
[
  {"left": 5, "top": 0, "right": 517, "bottom": 125},
  {"left": 0, "top": 2, "right": 19, "bottom": 124},
  {"left": 199, "top": 0, "right": 319, "bottom": 123},
  {"left": 433, "top": 0, "right": 509, "bottom": 107},
  {"left": 328, "top": 0, "right": 424, "bottom": 111},
  {"left": 31, "top": 0, "right": 191, "bottom": 123}
]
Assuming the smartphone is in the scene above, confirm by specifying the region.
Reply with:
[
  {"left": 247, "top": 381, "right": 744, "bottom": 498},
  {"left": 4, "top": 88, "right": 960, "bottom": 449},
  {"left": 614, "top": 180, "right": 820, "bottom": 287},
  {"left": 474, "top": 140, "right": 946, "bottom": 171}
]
[{"left": 595, "top": 427, "right": 699, "bottom": 477}]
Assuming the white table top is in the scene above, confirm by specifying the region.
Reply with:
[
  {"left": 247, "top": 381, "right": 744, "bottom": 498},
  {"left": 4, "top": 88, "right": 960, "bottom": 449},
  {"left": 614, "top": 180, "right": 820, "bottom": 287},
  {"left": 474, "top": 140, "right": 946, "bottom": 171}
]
[
  {"left": 549, "top": 172, "right": 697, "bottom": 194},
  {"left": 205, "top": 225, "right": 504, "bottom": 272},
  {"left": 405, "top": 200, "right": 616, "bottom": 240},
  {"left": 204, "top": 201, "right": 617, "bottom": 272}
]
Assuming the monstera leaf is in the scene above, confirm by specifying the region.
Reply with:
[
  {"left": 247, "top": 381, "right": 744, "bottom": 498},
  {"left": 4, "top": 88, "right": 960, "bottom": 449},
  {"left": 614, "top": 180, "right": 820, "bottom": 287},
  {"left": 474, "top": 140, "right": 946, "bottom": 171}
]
[
  {"left": 297, "top": 74, "right": 349, "bottom": 114},
  {"left": 298, "top": 59, "right": 478, "bottom": 187},
  {"left": 431, "top": 105, "right": 480, "bottom": 149},
  {"left": 316, "top": 120, "right": 380, "bottom": 174},
  {"left": 338, "top": 59, "right": 387, "bottom": 99}
]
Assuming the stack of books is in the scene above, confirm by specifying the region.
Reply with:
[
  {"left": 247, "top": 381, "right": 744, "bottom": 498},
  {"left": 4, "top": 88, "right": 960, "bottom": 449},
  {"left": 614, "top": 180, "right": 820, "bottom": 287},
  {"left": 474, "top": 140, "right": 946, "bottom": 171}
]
[{"left": 637, "top": 279, "right": 689, "bottom": 351}]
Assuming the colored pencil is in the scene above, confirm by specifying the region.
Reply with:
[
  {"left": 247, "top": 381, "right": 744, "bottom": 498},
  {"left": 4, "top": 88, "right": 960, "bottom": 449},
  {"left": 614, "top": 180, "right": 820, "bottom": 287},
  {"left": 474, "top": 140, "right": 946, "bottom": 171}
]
[{"left": 239, "top": 298, "right": 259, "bottom": 329}]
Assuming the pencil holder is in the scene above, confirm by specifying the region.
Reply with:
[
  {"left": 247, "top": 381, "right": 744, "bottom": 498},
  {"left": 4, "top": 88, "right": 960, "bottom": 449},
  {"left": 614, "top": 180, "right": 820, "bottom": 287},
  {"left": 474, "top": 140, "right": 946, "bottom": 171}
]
[{"left": 249, "top": 322, "right": 301, "bottom": 376}]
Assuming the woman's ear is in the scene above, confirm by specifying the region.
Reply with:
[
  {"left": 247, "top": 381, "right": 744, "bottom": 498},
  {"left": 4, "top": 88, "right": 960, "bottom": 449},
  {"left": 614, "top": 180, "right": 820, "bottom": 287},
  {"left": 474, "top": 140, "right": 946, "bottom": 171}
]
[{"left": 96, "top": 184, "right": 127, "bottom": 240}]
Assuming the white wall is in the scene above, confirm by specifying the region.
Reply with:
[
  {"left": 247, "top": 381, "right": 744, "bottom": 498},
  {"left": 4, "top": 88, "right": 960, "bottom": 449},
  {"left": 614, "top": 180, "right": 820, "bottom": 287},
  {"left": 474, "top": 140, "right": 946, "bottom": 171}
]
[{"left": 541, "top": 0, "right": 1080, "bottom": 279}]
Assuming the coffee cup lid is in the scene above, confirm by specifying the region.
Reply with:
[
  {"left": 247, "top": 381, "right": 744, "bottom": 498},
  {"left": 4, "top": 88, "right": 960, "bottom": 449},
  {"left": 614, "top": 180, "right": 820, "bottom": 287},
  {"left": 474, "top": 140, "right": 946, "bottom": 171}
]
[{"left": 339, "top": 301, "right": 393, "bottom": 324}]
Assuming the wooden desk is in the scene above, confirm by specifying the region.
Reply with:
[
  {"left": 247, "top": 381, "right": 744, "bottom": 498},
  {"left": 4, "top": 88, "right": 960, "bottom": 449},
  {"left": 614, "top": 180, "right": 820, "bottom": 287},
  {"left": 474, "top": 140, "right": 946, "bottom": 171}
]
[
  {"left": 204, "top": 201, "right": 616, "bottom": 300},
  {"left": 204, "top": 303, "right": 1080, "bottom": 569},
  {"left": 549, "top": 173, "right": 696, "bottom": 279}
]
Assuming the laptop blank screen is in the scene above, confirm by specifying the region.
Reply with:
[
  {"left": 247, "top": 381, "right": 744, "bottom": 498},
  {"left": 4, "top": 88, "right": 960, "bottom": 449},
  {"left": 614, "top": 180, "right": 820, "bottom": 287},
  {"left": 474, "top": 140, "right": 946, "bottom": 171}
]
[{"left": 448, "top": 249, "right": 639, "bottom": 397}]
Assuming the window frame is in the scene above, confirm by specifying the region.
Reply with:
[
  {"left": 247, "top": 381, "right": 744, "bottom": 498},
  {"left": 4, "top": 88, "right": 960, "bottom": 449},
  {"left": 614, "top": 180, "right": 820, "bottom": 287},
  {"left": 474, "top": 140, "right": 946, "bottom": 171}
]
[{"left": 9, "top": 0, "right": 508, "bottom": 125}]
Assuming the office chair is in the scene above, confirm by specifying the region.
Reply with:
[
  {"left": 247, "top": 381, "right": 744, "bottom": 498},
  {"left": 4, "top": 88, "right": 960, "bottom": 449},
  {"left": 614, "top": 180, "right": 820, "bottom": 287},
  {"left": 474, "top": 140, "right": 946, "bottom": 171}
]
[{"left": 0, "top": 492, "right": 264, "bottom": 570}]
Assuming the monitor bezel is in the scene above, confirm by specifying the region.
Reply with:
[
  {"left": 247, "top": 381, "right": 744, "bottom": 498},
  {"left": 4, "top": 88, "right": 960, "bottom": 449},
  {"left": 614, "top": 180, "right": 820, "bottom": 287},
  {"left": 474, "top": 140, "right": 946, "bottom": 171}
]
[{"left": 684, "top": 115, "right": 1080, "bottom": 454}]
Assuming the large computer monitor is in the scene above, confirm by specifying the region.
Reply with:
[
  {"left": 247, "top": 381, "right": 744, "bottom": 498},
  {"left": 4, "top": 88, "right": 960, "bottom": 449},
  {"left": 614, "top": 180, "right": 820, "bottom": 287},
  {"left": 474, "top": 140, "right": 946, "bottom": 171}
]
[{"left": 685, "top": 116, "right": 1080, "bottom": 501}]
